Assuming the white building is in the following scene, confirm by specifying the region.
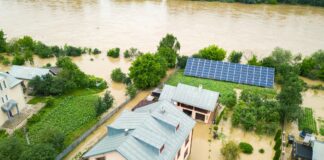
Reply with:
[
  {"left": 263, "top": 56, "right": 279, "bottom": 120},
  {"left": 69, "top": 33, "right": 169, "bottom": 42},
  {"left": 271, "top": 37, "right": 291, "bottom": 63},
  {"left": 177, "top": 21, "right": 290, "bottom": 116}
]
[{"left": 0, "top": 72, "right": 27, "bottom": 127}]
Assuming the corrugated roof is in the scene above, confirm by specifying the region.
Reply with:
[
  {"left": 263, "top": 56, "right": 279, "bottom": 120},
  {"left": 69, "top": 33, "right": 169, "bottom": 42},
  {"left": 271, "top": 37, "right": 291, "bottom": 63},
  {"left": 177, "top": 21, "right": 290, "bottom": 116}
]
[
  {"left": 9, "top": 65, "right": 51, "bottom": 80},
  {"left": 0, "top": 72, "right": 22, "bottom": 88},
  {"left": 313, "top": 141, "right": 324, "bottom": 160},
  {"left": 83, "top": 101, "right": 196, "bottom": 160},
  {"left": 159, "top": 83, "right": 220, "bottom": 111}
]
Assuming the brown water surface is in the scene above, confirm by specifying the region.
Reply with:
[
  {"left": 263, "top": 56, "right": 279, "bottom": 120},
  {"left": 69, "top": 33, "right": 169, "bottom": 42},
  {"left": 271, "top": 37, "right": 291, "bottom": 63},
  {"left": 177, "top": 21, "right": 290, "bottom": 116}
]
[{"left": 1, "top": 0, "right": 324, "bottom": 58}]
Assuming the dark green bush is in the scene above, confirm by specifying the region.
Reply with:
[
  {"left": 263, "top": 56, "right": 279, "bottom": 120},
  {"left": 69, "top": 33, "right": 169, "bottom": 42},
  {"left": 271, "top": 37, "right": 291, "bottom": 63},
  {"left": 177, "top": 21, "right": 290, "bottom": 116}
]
[
  {"left": 259, "top": 148, "right": 265, "bottom": 153},
  {"left": 107, "top": 48, "right": 120, "bottom": 58},
  {"left": 274, "top": 129, "right": 282, "bottom": 141},
  {"left": 239, "top": 142, "right": 253, "bottom": 154},
  {"left": 177, "top": 55, "right": 188, "bottom": 69},
  {"left": 220, "top": 92, "right": 237, "bottom": 109},
  {"left": 12, "top": 54, "right": 25, "bottom": 65},
  {"left": 111, "top": 68, "right": 126, "bottom": 83},
  {"left": 124, "top": 50, "right": 131, "bottom": 58},
  {"left": 92, "top": 48, "right": 101, "bottom": 54},
  {"left": 126, "top": 84, "right": 137, "bottom": 99}
]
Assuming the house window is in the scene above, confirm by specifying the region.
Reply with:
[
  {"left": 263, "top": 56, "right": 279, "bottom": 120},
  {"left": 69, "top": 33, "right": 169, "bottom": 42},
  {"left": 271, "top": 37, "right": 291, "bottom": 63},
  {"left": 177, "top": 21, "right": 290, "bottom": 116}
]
[
  {"left": 185, "top": 135, "right": 190, "bottom": 146},
  {"left": 95, "top": 157, "right": 105, "bottom": 160},
  {"left": 160, "top": 144, "right": 165, "bottom": 153},
  {"left": 177, "top": 149, "right": 181, "bottom": 159},
  {"left": 184, "top": 148, "right": 188, "bottom": 159},
  {"left": 3, "top": 81, "right": 6, "bottom": 89}
]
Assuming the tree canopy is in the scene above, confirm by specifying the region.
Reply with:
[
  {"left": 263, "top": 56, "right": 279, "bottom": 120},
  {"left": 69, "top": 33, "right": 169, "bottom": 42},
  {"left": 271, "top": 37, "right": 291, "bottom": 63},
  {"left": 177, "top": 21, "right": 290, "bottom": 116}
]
[
  {"left": 156, "top": 47, "right": 177, "bottom": 68},
  {"left": 300, "top": 50, "right": 324, "bottom": 80},
  {"left": 0, "top": 136, "right": 25, "bottom": 160},
  {"left": 129, "top": 54, "right": 167, "bottom": 89},
  {"left": 0, "top": 30, "right": 6, "bottom": 53},
  {"left": 157, "top": 34, "right": 180, "bottom": 53},
  {"left": 19, "top": 144, "right": 56, "bottom": 160},
  {"left": 228, "top": 51, "right": 243, "bottom": 63},
  {"left": 195, "top": 45, "right": 226, "bottom": 61},
  {"left": 111, "top": 68, "right": 127, "bottom": 83},
  {"left": 221, "top": 141, "right": 240, "bottom": 160}
]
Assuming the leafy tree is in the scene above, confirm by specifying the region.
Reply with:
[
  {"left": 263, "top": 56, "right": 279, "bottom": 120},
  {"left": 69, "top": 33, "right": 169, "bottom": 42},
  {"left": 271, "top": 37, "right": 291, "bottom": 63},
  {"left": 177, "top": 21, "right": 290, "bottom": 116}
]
[
  {"left": 63, "top": 45, "right": 82, "bottom": 56},
  {"left": 20, "top": 143, "right": 56, "bottom": 160},
  {"left": 300, "top": 50, "right": 324, "bottom": 80},
  {"left": 221, "top": 141, "right": 240, "bottom": 160},
  {"left": 0, "top": 30, "right": 7, "bottom": 52},
  {"left": 157, "top": 34, "right": 180, "bottom": 53},
  {"left": 123, "top": 47, "right": 142, "bottom": 59},
  {"left": 39, "top": 128, "right": 65, "bottom": 152},
  {"left": 220, "top": 92, "right": 237, "bottom": 109},
  {"left": 177, "top": 55, "right": 188, "bottom": 69},
  {"left": 261, "top": 47, "right": 293, "bottom": 68},
  {"left": 126, "top": 84, "right": 137, "bottom": 99},
  {"left": 0, "top": 137, "right": 25, "bottom": 160},
  {"left": 111, "top": 68, "right": 127, "bottom": 83},
  {"left": 129, "top": 54, "right": 167, "bottom": 89},
  {"left": 34, "top": 41, "right": 53, "bottom": 58},
  {"left": 157, "top": 47, "right": 177, "bottom": 68},
  {"left": 95, "top": 91, "right": 114, "bottom": 116},
  {"left": 228, "top": 51, "right": 243, "bottom": 63},
  {"left": 103, "top": 91, "right": 114, "bottom": 108},
  {"left": 107, "top": 48, "right": 120, "bottom": 58},
  {"left": 197, "top": 45, "right": 226, "bottom": 61},
  {"left": 239, "top": 142, "right": 253, "bottom": 154},
  {"left": 277, "top": 72, "right": 305, "bottom": 122},
  {"left": 247, "top": 54, "right": 261, "bottom": 66},
  {"left": 12, "top": 54, "right": 25, "bottom": 65}
]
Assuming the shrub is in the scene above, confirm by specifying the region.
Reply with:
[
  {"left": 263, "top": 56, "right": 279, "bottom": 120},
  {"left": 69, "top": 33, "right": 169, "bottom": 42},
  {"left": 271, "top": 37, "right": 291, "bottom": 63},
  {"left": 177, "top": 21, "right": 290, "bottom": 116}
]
[
  {"left": 111, "top": 68, "right": 127, "bottom": 83},
  {"left": 1, "top": 57, "right": 10, "bottom": 65},
  {"left": 177, "top": 55, "right": 188, "bottom": 69},
  {"left": 228, "top": 51, "right": 243, "bottom": 63},
  {"left": 273, "top": 149, "right": 281, "bottom": 160},
  {"left": 274, "top": 129, "right": 282, "bottom": 141},
  {"left": 39, "top": 128, "right": 65, "bottom": 152},
  {"left": 213, "top": 125, "right": 218, "bottom": 131},
  {"left": 259, "top": 148, "right": 265, "bottom": 153},
  {"left": 221, "top": 141, "right": 240, "bottom": 160},
  {"left": 124, "top": 50, "right": 130, "bottom": 58},
  {"left": 107, "top": 48, "right": 120, "bottom": 58},
  {"left": 196, "top": 45, "right": 226, "bottom": 61},
  {"left": 239, "top": 142, "right": 253, "bottom": 154},
  {"left": 273, "top": 137, "right": 282, "bottom": 150},
  {"left": 220, "top": 92, "right": 237, "bottom": 109},
  {"left": 95, "top": 91, "right": 114, "bottom": 116},
  {"left": 20, "top": 143, "right": 56, "bottom": 160},
  {"left": 0, "top": 30, "right": 6, "bottom": 53},
  {"left": 92, "top": 48, "right": 101, "bottom": 54},
  {"left": 216, "top": 109, "right": 225, "bottom": 125},
  {"left": 126, "top": 84, "right": 137, "bottom": 99},
  {"left": 12, "top": 54, "right": 25, "bottom": 65}
]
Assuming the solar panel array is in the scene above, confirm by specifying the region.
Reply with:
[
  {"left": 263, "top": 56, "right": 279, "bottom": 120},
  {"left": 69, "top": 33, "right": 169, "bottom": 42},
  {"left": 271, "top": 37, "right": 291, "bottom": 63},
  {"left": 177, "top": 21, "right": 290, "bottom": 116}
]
[{"left": 184, "top": 58, "right": 275, "bottom": 88}]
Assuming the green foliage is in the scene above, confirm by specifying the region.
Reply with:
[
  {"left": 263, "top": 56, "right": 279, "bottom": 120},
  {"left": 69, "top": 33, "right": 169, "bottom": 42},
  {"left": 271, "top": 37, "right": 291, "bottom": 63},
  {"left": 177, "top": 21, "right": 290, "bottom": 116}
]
[
  {"left": 177, "top": 55, "right": 188, "bottom": 69},
  {"left": 274, "top": 129, "right": 282, "bottom": 141},
  {"left": 273, "top": 129, "right": 282, "bottom": 160},
  {"left": 277, "top": 72, "right": 304, "bottom": 122},
  {"left": 259, "top": 148, "right": 265, "bottom": 153},
  {"left": 228, "top": 51, "right": 243, "bottom": 63},
  {"left": 196, "top": 45, "right": 226, "bottom": 61},
  {"left": 20, "top": 143, "right": 56, "bottom": 160},
  {"left": 39, "top": 128, "right": 65, "bottom": 152},
  {"left": 300, "top": 50, "right": 324, "bottom": 80},
  {"left": 220, "top": 92, "right": 237, "bottom": 109},
  {"left": 92, "top": 48, "right": 101, "bottom": 54},
  {"left": 12, "top": 54, "right": 25, "bottom": 65},
  {"left": 111, "top": 68, "right": 127, "bottom": 83},
  {"left": 298, "top": 108, "right": 317, "bottom": 134},
  {"left": 273, "top": 149, "right": 281, "bottom": 160},
  {"left": 221, "top": 141, "right": 240, "bottom": 160},
  {"left": 129, "top": 53, "right": 167, "bottom": 89},
  {"left": 0, "top": 129, "right": 8, "bottom": 141},
  {"left": 239, "top": 142, "right": 253, "bottom": 154},
  {"left": 63, "top": 45, "right": 83, "bottom": 57},
  {"left": 216, "top": 109, "right": 226, "bottom": 125},
  {"left": 157, "top": 47, "right": 177, "bottom": 68},
  {"left": 232, "top": 89, "right": 280, "bottom": 134},
  {"left": 123, "top": 47, "right": 142, "bottom": 59},
  {"left": 247, "top": 54, "right": 261, "bottom": 66},
  {"left": 107, "top": 48, "right": 120, "bottom": 58},
  {"left": 0, "top": 136, "right": 25, "bottom": 160},
  {"left": 157, "top": 34, "right": 180, "bottom": 53},
  {"left": 34, "top": 41, "right": 54, "bottom": 58},
  {"left": 126, "top": 84, "right": 137, "bottom": 99},
  {"left": 95, "top": 91, "right": 114, "bottom": 116},
  {"left": 0, "top": 30, "right": 7, "bottom": 52},
  {"left": 0, "top": 54, "right": 10, "bottom": 65}
]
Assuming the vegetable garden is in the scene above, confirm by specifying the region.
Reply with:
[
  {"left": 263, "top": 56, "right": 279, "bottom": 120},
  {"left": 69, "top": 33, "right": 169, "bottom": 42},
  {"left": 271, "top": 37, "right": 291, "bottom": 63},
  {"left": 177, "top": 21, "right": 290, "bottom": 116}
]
[{"left": 298, "top": 107, "right": 318, "bottom": 134}]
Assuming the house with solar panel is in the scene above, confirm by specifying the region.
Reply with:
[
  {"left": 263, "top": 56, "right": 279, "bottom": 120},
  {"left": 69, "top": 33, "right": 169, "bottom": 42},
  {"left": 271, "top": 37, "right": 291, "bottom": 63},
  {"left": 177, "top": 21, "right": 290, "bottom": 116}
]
[
  {"left": 0, "top": 72, "right": 26, "bottom": 127},
  {"left": 159, "top": 83, "right": 220, "bottom": 124},
  {"left": 83, "top": 101, "right": 196, "bottom": 160},
  {"left": 184, "top": 58, "right": 275, "bottom": 88}
]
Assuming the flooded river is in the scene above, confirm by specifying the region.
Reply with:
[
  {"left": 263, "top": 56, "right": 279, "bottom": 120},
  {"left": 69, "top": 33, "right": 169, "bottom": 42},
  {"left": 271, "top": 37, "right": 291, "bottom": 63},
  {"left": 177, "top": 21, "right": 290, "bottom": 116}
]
[{"left": 1, "top": 0, "right": 324, "bottom": 58}]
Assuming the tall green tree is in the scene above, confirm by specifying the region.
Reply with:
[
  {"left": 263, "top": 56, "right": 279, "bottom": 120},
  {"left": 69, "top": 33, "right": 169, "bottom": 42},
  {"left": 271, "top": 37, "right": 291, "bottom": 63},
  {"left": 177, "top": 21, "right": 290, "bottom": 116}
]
[
  {"left": 157, "top": 34, "right": 180, "bottom": 53},
  {"left": 156, "top": 47, "right": 177, "bottom": 68},
  {"left": 247, "top": 54, "right": 261, "bottom": 66},
  {"left": 228, "top": 51, "right": 243, "bottom": 63},
  {"left": 277, "top": 71, "right": 305, "bottom": 122},
  {"left": 196, "top": 45, "right": 226, "bottom": 61},
  {"left": 129, "top": 54, "right": 167, "bottom": 89},
  {"left": 0, "top": 30, "right": 6, "bottom": 52},
  {"left": 300, "top": 50, "right": 324, "bottom": 80}
]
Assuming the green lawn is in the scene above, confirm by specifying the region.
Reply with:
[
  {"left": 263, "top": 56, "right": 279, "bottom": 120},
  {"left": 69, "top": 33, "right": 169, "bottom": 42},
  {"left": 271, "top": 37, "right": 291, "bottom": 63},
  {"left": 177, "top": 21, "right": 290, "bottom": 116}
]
[
  {"left": 26, "top": 88, "right": 103, "bottom": 147},
  {"left": 298, "top": 107, "right": 318, "bottom": 134},
  {"left": 166, "top": 70, "right": 276, "bottom": 102}
]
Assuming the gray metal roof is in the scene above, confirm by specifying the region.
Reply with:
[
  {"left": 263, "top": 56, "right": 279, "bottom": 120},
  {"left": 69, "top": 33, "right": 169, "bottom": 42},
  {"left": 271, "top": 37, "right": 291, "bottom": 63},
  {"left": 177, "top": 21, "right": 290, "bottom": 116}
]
[
  {"left": 83, "top": 101, "right": 196, "bottom": 160},
  {"left": 313, "top": 141, "right": 324, "bottom": 160},
  {"left": 0, "top": 72, "right": 22, "bottom": 88},
  {"left": 159, "top": 83, "right": 220, "bottom": 111},
  {"left": 9, "top": 65, "right": 51, "bottom": 80}
]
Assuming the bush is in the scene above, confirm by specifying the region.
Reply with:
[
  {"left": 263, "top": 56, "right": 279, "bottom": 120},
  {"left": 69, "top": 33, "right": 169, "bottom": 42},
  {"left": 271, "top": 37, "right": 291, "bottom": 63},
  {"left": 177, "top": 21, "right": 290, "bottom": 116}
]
[
  {"left": 92, "top": 48, "right": 101, "bottom": 54},
  {"left": 63, "top": 45, "right": 83, "bottom": 56},
  {"left": 273, "top": 149, "right": 281, "bottom": 160},
  {"left": 12, "top": 54, "right": 25, "bottom": 65},
  {"left": 220, "top": 92, "right": 237, "bottom": 109},
  {"left": 273, "top": 138, "right": 282, "bottom": 150},
  {"left": 196, "top": 45, "right": 226, "bottom": 61},
  {"left": 111, "top": 68, "right": 127, "bottom": 83},
  {"left": 126, "top": 84, "right": 137, "bottom": 99},
  {"left": 20, "top": 143, "right": 56, "bottom": 160},
  {"left": 107, "top": 48, "right": 120, "bottom": 58},
  {"left": 239, "top": 142, "right": 253, "bottom": 154},
  {"left": 259, "top": 148, "right": 265, "bottom": 153},
  {"left": 39, "top": 128, "right": 65, "bottom": 152},
  {"left": 274, "top": 129, "right": 282, "bottom": 141},
  {"left": 221, "top": 141, "right": 240, "bottom": 160},
  {"left": 228, "top": 51, "right": 243, "bottom": 63},
  {"left": 0, "top": 30, "right": 6, "bottom": 53},
  {"left": 95, "top": 91, "right": 114, "bottom": 116},
  {"left": 124, "top": 50, "right": 130, "bottom": 58},
  {"left": 177, "top": 55, "right": 188, "bottom": 69}
]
